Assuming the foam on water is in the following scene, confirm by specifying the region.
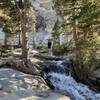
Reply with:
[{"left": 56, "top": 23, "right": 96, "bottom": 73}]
[{"left": 48, "top": 72, "right": 100, "bottom": 100}]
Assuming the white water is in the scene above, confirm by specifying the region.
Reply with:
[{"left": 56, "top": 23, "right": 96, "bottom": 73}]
[
  {"left": 48, "top": 72, "right": 100, "bottom": 100},
  {"left": 48, "top": 61, "right": 100, "bottom": 100},
  {"left": 31, "top": 1, "right": 100, "bottom": 99}
]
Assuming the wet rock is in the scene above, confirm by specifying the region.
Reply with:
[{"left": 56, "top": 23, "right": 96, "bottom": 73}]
[
  {"left": 37, "top": 59, "right": 73, "bottom": 75},
  {"left": 33, "top": 54, "right": 64, "bottom": 61}
]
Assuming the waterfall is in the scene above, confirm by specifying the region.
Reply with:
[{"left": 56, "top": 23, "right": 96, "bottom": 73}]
[{"left": 44, "top": 59, "right": 100, "bottom": 100}]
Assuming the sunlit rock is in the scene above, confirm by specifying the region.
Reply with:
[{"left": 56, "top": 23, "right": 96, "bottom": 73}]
[{"left": 0, "top": 68, "right": 49, "bottom": 93}]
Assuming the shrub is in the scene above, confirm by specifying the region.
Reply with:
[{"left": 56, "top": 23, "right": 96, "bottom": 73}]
[{"left": 53, "top": 44, "right": 71, "bottom": 56}]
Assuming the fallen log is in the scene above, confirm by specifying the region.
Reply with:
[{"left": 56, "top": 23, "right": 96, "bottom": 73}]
[
  {"left": 0, "top": 57, "right": 55, "bottom": 90},
  {"left": 0, "top": 57, "right": 41, "bottom": 76}
]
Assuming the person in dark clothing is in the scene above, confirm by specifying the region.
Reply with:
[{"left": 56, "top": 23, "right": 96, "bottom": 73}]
[
  {"left": 48, "top": 39, "right": 53, "bottom": 56},
  {"left": 48, "top": 41, "right": 52, "bottom": 49}
]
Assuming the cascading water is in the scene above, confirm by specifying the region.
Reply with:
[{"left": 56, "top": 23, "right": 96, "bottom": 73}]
[
  {"left": 31, "top": 0, "right": 100, "bottom": 99},
  {"left": 45, "top": 60, "right": 100, "bottom": 100}
]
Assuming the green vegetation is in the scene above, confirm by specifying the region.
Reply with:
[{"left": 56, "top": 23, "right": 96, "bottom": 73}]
[
  {"left": 53, "top": 0, "right": 100, "bottom": 81},
  {"left": 0, "top": 0, "right": 36, "bottom": 60},
  {"left": 0, "top": 0, "right": 100, "bottom": 87},
  {"left": 53, "top": 44, "right": 71, "bottom": 56}
]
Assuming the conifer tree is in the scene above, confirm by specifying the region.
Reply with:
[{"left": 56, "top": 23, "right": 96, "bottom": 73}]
[
  {"left": 0, "top": 0, "right": 36, "bottom": 60},
  {"left": 54, "top": 0, "right": 100, "bottom": 80}
]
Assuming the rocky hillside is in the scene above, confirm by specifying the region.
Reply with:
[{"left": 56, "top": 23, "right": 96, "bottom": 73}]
[{"left": 31, "top": 0, "right": 58, "bottom": 46}]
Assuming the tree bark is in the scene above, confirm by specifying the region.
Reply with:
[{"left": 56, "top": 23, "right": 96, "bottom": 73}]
[
  {"left": 14, "top": 0, "right": 29, "bottom": 60},
  {"left": 21, "top": 10, "right": 28, "bottom": 60},
  {"left": 72, "top": 5, "right": 83, "bottom": 69},
  {"left": 21, "top": 6, "right": 28, "bottom": 60}
]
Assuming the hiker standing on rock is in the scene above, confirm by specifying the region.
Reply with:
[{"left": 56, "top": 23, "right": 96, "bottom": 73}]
[{"left": 48, "top": 39, "right": 53, "bottom": 56}]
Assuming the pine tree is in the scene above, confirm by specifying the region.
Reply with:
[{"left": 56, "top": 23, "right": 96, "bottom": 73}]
[
  {"left": 0, "top": 0, "right": 36, "bottom": 60},
  {"left": 52, "top": 20, "right": 62, "bottom": 47},
  {"left": 54, "top": 0, "right": 100, "bottom": 80}
]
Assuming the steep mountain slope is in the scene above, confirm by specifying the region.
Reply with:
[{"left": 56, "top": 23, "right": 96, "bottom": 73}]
[{"left": 31, "top": 0, "right": 58, "bottom": 46}]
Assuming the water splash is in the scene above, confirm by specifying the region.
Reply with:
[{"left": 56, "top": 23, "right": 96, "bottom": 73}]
[{"left": 48, "top": 72, "right": 100, "bottom": 100}]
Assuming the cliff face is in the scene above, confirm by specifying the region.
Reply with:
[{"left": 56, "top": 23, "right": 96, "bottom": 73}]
[
  {"left": 0, "top": 0, "right": 58, "bottom": 47},
  {"left": 31, "top": 0, "right": 57, "bottom": 46}
]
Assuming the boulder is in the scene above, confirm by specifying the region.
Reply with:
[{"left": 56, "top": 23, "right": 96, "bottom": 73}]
[
  {"left": 0, "top": 68, "right": 71, "bottom": 100},
  {"left": 0, "top": 91, "right": 8, "bottom": 97},
  {"left": 0, "top": 68, "right": 49, "bottom": 93}
]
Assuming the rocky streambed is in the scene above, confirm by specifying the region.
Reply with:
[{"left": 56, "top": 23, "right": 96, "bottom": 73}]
[
  {"left": 0, "top": 55, "right": 100, "bottom": 100},
  {"left": 33, "top": 55, "right": 100, "bottom": 100}
]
